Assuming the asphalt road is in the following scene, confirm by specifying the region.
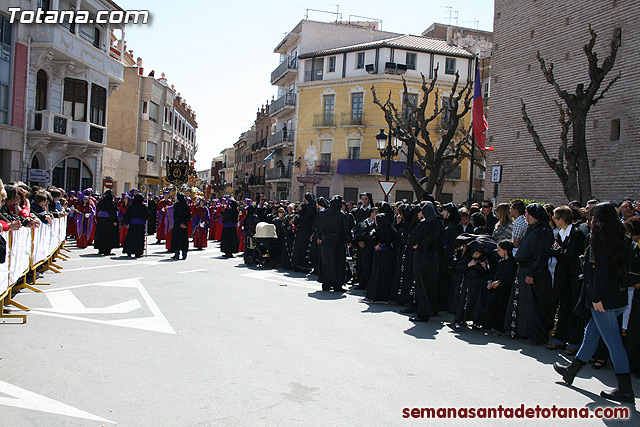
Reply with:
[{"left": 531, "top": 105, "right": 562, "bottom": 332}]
[{"left": 1, "top": 240, "right": 638, "bottom": 426}]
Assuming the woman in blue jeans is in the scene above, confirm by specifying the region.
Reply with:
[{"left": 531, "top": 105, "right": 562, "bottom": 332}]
[{"left": 554, "top": 202, "right": 638, "bottom": 404}]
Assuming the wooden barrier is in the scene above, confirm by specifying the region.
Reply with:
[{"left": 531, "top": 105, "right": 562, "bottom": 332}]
[{"left": 0, "top": 216, "right": 68, "bottom": 323}]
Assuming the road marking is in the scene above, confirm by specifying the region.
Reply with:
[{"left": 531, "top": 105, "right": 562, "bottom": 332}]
[
  {"left": 177, "top": 269, "right": 208, "bottom": 274},
  {"left": 38, "top": 290, "right": 141, "bottom": 314},
  {"left": 242, "top": 271, "right": 319, "bottom": 290},
  {"left": 62, "top": 261, "right": 156, "bottom": 272},
  {"left": 0, "top": 380, "right": 115, "bottom": 424},
  {"left": 26, "top": 278, "right": 176, "bottom": 334}
]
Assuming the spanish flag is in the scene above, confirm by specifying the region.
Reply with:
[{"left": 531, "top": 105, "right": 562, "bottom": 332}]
[{"left": 473, "top": 64, "right": 493, "bottom": 151}]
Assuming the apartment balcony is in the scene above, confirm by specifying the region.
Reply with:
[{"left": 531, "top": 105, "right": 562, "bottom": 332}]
[
  {"left": 313, "top": 114, "right": 335, "bottom": 128},
  {"left": 267, "top": 129, "right": 295, "bottom": 148},
  {"left": 316, "top": 160, "right": 332, "bottom": 174},
  {"left": 336, "top": 159, "right": 423, "bottom": 178},
  {"left": 340, "top": 112, "right": 366, "bottom": 127},
  {"left": 30, "top": 23, "right": 124, "bottom": 83},
  {"left": 31, "top": 110, "right": 72, "bottom": 139},
  {"left": 69, "top": 121, "right": 106, "bottom": 144},
  {"left": 265, "top": 167, "right": 292, "bottom": 181},
  {"left": 269, "top": 93, "right": 296, "bottom": 118},
  {"left": 139, "top": 158, "right": 162, "bottom": 178},
  {"left": 304, "top": 69, "right": 323, "bottom": 82},
  {"left": 248, "top": 176, "right": 265, "bottom": 186},
  {"left": 271, "top": 56, "right": 298, "bottom": 85}
]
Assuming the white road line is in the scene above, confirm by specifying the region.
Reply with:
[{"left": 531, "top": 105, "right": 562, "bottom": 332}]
[
  {"left": 177, "top": 269, "right": 208, "bottom": 274},
  {"left": 62, "top": 261, "right": 156, "bottom": 272}
]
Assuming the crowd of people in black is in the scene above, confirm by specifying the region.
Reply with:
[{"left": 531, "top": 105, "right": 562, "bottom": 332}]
[{"left": 2, "top": 178, "right": 638, "bottom": 404}]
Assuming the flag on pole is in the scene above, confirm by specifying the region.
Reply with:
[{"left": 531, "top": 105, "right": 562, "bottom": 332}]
[{"left": 473, "top": 63, "right": 493, "bottom": 151}]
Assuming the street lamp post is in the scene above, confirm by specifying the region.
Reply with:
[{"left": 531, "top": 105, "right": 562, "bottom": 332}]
[{"left": 376, "top": 128, "right": 403, "bottom": 202}]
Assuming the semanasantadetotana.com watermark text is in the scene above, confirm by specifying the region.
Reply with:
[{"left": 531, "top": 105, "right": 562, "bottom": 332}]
[{"left": 7, "top": 8, "right": 149, "bottom": 25}]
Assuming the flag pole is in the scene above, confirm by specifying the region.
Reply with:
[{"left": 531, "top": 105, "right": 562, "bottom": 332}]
[{"left": 467, "top": 56, "right": 479, "bottom": 208}]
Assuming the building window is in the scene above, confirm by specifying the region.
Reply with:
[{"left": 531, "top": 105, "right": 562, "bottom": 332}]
[
  {"left": 142, "top": 101, "right": 148, "bottom": 114},
  {"left": 402, "top": 93, "right": 418, "bottom": 120},
  {"left": 441, "top": 97, "right": 452, "bottom": 127},
  {"left": 90, "top": 84, "right": 106, "bottom": 126},
  {"left": 356, "top": 52, "right": 365, "bottom": 69},
  {"left": 36, "top": 70, "right": 48, "bottom": 111},
  {"left": 93, "top": 27, "right": 101, "bottom": 49},
  {"left": 124, "top": 182, "right": 130, "bottom": 193},
  {"left": 323, "top": 94, "right": 335, "bottom": 126},
  {"left": 406, "top": 52, "right": 417, "bottom": 70},
  {"left": 445, "top": 57, "right": 456, "bottom": 75},
  {"left": 0, "top": 83, "right": 8, "bottom": 124},
  {"left": 328, "top": 56, "right": 336, "bottom": 72},
  {"left": 483, "top": 82, "right": 490, "bottom": 98},
  {"left": 611, "top": 118, "right": 620, "bottom": 141},
  {"left": 149, "top": 101, "right": 159, "bottom": 123},
  {"left": 351, "top": 92, "right": 363, "bottom": 124},
  {"left": 63, "top": 78, "right": 88, "bottom": 121},
  {"left": 316, "top": 186, "right": 330, "bottom": 199},
  {"left": 146, "top": 141, "right": 157, "bottom": 162},
  {"left": 0, "top": 15, "right": 12, "bottom": 122},
  {"left": 348, "top": 146, "right": 360, "bottom": 160},
  {"left": 344, "top": 187, "right": 358, "bottom": 204}
]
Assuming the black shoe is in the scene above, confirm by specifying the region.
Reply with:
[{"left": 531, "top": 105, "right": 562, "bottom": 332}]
[
  {"left": 553, "top": 358, "right": 586, "bottom": 385},
  {"left": 400, "top": 307, "right": 416, "bottom": 314},
  {"left": 409, "top": 315, "right": 430, "bottom": 322},
  {"left": 600, "top": 373, "right": 635, "bottom": 404},
  {"left": 453, "top": 322, "right": 463, "bottom": 330},
  {"left": 171, "top": 255, "right": 179, "bottom": 260},
  {"left": 321, "top": 285, "right": 331, "bottom": 291},
  {"left": 135, "top": 254, "right": 142, "bottom": 258},
  {"left": 352, "top": 285, "right": 366, "bottom": 290},
  {"left": 181, "top": 256, "right": 187, "bottom": 260},
  {"left": 332, "top": 286, "right": 346, "bottom": 292}
]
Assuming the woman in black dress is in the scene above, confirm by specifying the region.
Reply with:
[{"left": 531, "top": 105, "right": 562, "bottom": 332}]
[
  {"left": 292, "top": 193, "right": 316, "bottom": 270},
  {"left": 407, "top": 201, "right": 442, "bottom": 322},
  {"left": 94, "top": 189, "right": 119, "bottom": 255},
  {"left": 482, "top": 239, "right": 516, "bottom": 333},
  {"left": 365, "top": 207, "right": 398, "bottom": 302},
  {"left": 170, "top": 192, "right": 191, "bottom": 260},
  {"left": 390, "top": 204, "right": 418, "bottom": 305},
  {"left": 220, "top": 200, "right": 239, "bottom": 258},
  {"left": 122, "top": 194, "right": 151, "bottom": 258},
  {"left": 506, "top": 203, "right": 554, "bottom": 344}
]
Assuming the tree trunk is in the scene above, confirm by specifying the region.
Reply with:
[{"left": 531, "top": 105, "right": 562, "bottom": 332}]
[{"left": 572, "top": 114, "right": 592, "bottom": 204}]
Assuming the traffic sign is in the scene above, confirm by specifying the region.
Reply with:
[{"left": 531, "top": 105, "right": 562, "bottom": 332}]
[
  {"left": 103, "top": 178, "right": 115, "bottom": 189},
  {"left": 378, "top": 180, "right": 396, "bottom": 196}
]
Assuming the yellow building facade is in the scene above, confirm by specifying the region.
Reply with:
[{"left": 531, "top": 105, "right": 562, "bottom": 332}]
[{"left": 294, "top": 74, "right": 473, "bottom": 204}]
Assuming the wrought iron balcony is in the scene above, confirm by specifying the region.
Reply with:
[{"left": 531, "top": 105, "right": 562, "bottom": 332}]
[
  {"left": 32, "top": 110, "right": 71, "bottom": 137},
  {"left": 271, "top": 56, "right": 298, "bottom": 84},
  {"left": 266, "top": 167, "right": 291, "bottom": 180},
  {"left": 316, "top": 160, "right": 332, "bottom": 173},
  {"left": 269, "top": 93, "right": 296, "bottom": 117},
  {"left": 267, "top": 129, "right": 295, "bottom": 148},
  {"left": 340, "top": 112, "right": 365, "bottom": 126},
  {"left": 304, "top": 69, "right": 323, "bottom": 82},
  {"left": 313, "top": 114, "right": 335, "bottom": 128}
]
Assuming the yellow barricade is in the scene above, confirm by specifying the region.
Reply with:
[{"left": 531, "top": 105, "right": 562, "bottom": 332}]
[{"left": 1, "top": 216, "right": 68, "bottom": 323}]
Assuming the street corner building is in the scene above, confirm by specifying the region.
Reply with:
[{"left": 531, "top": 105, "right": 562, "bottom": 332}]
[
  {"left": 1, "top": 0, "right": 126, "bottom": 191},
  {"left": 486, "top": 0, "right": 640, "bottom": 205},
  {"left": 266, "top": 20, "right": 489, "bottom": 204}
]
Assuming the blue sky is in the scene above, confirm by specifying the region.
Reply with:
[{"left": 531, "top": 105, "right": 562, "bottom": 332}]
[{"left": 117, "top": 0, "right": 494, "bottom": 169}]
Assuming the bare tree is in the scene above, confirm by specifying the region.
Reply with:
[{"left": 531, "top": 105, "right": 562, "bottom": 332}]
[
  {"left": 371, "top": 67, "right": 483, "bottom": 199},
  {"left": 521, "top": 25, "right": 622, "bottom": 204}
]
